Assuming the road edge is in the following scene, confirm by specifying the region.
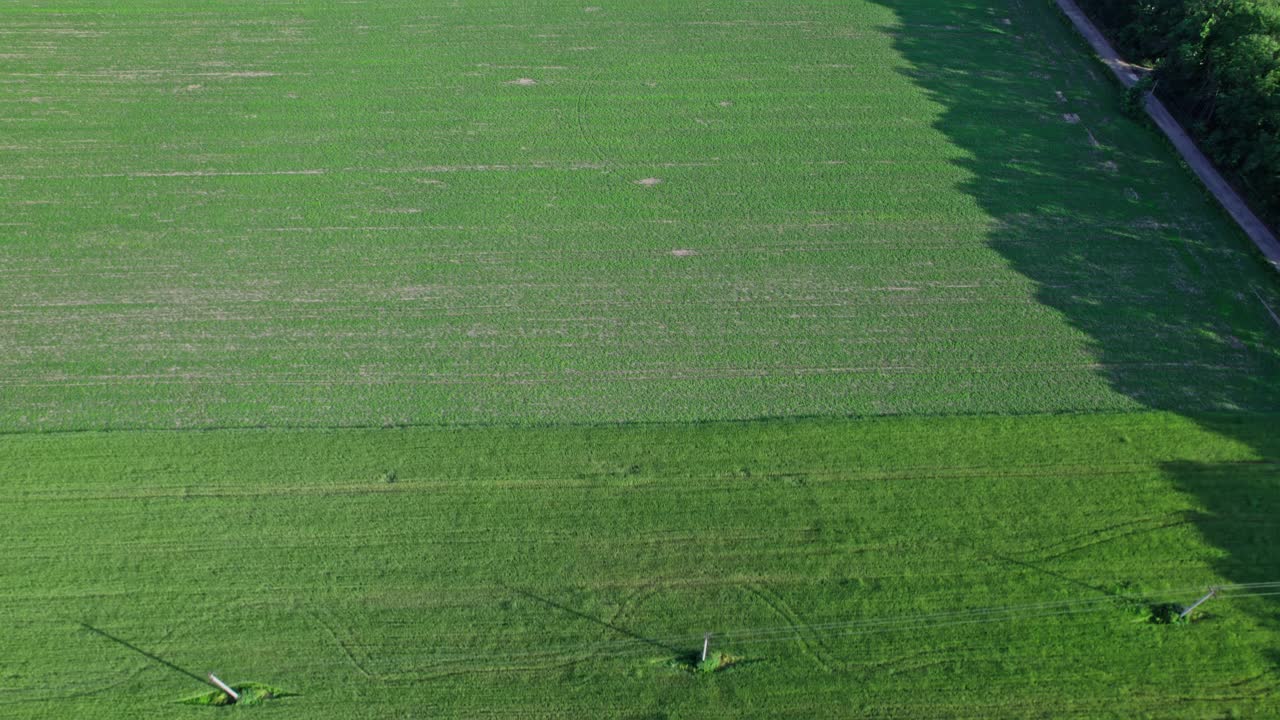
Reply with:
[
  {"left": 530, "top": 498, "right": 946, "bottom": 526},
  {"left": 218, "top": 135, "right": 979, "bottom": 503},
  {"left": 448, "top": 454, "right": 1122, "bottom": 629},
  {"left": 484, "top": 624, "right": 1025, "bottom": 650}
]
[{"left": 1053, "top": 0, "right": 1280, "bottom": 272}]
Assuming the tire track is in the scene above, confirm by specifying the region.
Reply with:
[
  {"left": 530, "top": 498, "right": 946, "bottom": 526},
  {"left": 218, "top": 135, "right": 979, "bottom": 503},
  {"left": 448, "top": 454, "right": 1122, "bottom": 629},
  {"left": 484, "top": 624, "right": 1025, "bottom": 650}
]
[{"left": 742, "top": 583, "right": 837, "bottom": 672}]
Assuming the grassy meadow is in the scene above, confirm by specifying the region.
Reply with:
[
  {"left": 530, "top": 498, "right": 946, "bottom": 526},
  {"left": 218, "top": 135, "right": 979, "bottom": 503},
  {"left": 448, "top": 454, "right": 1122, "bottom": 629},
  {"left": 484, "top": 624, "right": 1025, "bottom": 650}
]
[
  {"left": 2, "top": 0, "right": 1280, "bottom": 718},
  {"left": 3, "top": 412, "right": 1279, "bottom": 718}
]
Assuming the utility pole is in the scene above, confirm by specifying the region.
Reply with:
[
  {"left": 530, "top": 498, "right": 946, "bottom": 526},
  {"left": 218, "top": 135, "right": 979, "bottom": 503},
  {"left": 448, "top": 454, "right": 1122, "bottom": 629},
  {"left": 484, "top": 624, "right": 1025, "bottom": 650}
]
[
  {"left": 208, "top": 673, "right": 239, "bottom": 703},
  {"left": 702, "top": 632, "right": 712, "bottom": 662},
  {"left": 1178, "top": 587, "right": 1217, "bottom": 620}
]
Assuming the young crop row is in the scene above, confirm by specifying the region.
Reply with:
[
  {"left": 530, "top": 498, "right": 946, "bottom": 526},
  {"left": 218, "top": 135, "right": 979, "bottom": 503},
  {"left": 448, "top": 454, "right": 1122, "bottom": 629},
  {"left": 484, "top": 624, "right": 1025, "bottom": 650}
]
[{"left": 2, "top": 0, "right": 1277, "bottom": 431}]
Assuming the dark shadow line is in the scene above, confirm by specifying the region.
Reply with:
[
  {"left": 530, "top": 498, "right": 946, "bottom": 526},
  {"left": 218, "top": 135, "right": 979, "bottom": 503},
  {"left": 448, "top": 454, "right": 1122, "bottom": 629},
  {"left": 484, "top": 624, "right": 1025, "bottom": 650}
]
[
  {"left": 502, "top": 584, "right": 683, "bottom": 655},
  {"left": 955, "top": 541, "right": 1119, "bottom": 598},
  {"left": 79, "top": 623, "right": 210, "bottom": 686}
]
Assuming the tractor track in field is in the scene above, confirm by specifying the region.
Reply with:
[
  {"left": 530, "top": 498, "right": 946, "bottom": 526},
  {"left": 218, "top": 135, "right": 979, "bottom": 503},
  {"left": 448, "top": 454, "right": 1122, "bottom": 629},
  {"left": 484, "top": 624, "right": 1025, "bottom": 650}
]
[{"left": 744, "top": 583, "right": 838, "bottom": 672}]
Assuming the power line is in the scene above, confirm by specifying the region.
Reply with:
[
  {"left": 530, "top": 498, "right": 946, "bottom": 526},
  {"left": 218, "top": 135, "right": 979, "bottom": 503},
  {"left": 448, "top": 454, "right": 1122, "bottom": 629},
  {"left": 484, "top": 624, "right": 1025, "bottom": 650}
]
[{"left": 361, "top": 581, "right": 1280, "bottom": 666}]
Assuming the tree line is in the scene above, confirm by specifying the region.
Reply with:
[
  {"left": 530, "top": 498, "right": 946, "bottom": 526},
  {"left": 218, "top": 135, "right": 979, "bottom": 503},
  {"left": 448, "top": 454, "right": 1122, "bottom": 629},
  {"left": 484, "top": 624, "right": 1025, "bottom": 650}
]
[{"left": 1075, "top": 0, "right": 1279, "bottom": 228}]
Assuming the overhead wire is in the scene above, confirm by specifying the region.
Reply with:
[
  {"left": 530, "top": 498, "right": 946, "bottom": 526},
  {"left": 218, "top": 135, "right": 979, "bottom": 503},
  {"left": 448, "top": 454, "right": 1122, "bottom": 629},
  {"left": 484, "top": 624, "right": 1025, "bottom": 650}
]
[{"left": 358, "top": 580, "right": 1280, "bottom": 667}]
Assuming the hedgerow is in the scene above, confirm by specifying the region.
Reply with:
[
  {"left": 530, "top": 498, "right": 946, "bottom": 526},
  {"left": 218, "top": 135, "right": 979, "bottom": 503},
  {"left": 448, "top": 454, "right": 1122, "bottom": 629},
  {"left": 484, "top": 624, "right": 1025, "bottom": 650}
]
[{"left": 1074, "top": 0, "right": 1280, "bottom": 226}]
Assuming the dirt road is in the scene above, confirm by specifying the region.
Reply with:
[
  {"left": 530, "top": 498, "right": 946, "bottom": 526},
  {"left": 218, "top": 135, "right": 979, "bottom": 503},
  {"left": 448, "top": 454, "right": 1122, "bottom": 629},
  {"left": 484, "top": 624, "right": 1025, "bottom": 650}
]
[{"left": 1055, "top": 0, "right": 1280, "bottom": 271}]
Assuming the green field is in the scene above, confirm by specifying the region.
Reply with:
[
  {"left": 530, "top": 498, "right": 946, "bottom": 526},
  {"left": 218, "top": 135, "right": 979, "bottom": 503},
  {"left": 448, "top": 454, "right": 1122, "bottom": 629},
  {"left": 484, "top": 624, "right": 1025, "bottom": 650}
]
[
  {"left": 4, "top": 0, "right": 1280, "bottom": 717},
  {"left": 2, "top": 0, "right": 1278, "bottom": 430},
  {"left": 3, "top": 413, "right": 1278, "bottom": 718}
]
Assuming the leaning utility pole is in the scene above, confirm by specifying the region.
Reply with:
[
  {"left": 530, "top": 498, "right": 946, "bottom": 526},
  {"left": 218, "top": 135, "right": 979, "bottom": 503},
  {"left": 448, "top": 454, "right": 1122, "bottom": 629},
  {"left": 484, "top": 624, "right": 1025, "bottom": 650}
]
[
  {"left": 1178, "top": 587, "right": 1217, "bottom": 620},
  {"left": 208, "top": 673, "right": 239, "bottom": 703}
]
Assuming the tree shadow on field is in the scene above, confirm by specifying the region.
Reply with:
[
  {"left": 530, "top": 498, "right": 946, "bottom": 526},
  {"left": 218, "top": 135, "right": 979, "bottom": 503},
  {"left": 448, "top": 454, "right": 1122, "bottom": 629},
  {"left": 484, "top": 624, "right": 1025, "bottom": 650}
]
[
  {"left": 1160, "top": 422, "right": 1280, "bottom": 697},
  {"left": 1161, "top": 422, "right": 1280, "bottom": 605},
  {"left": 867, "top": 0, "right": 1280, "bottom": 671}
]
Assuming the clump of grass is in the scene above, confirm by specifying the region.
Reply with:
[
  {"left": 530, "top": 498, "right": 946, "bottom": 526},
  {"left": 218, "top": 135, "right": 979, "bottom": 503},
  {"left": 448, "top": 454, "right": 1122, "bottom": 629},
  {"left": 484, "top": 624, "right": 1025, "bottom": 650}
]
[
  {"left": 178, "top": 682, "right": 295, "bottom": 707},
  {"left": 697, "top": 650, "right": 737, "bottom": 673},
  {"left": 1112, "top": 587, "right": 1193, "bottom": 625},
  {"left": 664, "top": 650, "right": 740, "bottom": 674},
  {"left": 1148, "top": 602, "right": 1188, "bottom": 625}
]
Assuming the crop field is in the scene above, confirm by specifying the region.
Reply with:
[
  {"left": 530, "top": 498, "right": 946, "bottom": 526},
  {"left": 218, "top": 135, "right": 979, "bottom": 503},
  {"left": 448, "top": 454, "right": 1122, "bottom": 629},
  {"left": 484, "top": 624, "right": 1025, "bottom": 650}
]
[
  {"left": 1, "top": 0, "right": 1278, "bottom": 430},
  {"left": 4, "top": 0, "right": 1280, "bottom": 718},
  {"left": 2, "top": 413, "right": 1279, "bottom": 718}
]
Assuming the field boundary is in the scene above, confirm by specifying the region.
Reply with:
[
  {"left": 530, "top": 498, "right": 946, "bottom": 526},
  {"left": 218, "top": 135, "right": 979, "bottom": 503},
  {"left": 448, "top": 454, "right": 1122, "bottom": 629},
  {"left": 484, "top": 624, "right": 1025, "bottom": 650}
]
[{"left": 1053, "top": 0, "right": 1280, "bottom": 272}]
